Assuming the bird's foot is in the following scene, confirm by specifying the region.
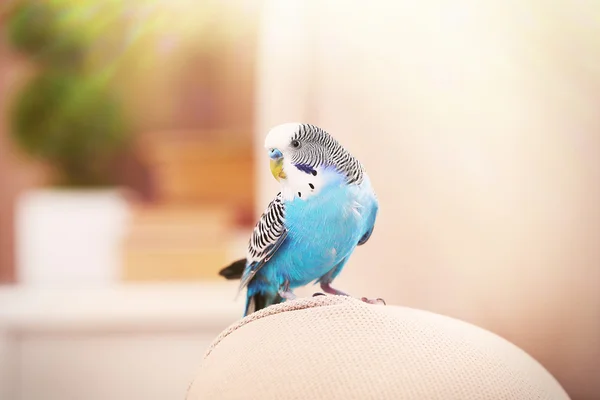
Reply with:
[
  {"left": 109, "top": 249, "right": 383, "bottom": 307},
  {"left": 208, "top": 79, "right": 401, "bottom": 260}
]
[
  {"left": 361, "top": 297, "right": 386, "bottom": 305},
  {"left": 312, "top": 291, "right": 386, "bottom": 306},
  {"left": 278, "top": 280, "right": 296, "bottom": 300},
  {"left": 279, "top": 291, "right": 296, "bottom": 300},
  {"left": 319, "top": 282, "right": 349, "bottom": 296}
]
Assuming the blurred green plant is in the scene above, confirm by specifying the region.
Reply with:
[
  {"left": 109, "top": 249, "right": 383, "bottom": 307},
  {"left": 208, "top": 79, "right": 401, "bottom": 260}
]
[
  {"left": 7, "top": 0, "right": 86, "bottom": 68},
  {"left": 6, "top": 0, "right": 130, "bottom": 187}
]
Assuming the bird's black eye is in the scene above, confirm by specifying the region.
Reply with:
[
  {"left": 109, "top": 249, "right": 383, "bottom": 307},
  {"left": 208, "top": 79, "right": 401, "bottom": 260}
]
[{"left": 291, "top": 140, "right": 300, "bottom": 148}]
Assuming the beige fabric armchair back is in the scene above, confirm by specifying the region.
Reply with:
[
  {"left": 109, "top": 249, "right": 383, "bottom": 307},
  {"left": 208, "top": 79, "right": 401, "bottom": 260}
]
[{"left": 187, "top": 296, "right": 569, "bottom": 399}]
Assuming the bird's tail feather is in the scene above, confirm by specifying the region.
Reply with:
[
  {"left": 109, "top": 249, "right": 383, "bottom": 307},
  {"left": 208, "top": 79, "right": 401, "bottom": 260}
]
[
  {"left": 221, "top": 259, "right": 284, "bottom": 316},
  {"left": 244, "top": 291, "right": 283, "bottom": 316},
  {"left": 219, "top": 258, "right": 246, "bottom": 280}
]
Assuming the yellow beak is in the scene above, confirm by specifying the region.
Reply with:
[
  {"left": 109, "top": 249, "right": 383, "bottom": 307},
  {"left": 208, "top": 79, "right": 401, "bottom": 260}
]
[{"left": 270, "top": 158, "right": 287, "bottom": 181}]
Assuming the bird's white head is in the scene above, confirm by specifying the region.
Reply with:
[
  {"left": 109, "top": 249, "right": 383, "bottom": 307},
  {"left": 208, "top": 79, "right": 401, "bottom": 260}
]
[
  {"left": 263, "top": 122, "right": 363, "bottom": 194},
  {"left": 264, "top": 123, "right": 301, "bottom": 153},
  {"left": 264, "top": 123, "right": 303, "bottom": 181}
]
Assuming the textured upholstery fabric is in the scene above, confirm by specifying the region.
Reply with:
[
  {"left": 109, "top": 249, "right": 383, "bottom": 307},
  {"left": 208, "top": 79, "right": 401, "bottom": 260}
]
[{"left": 187, "top": 295, "right": 569, "bottom": 399}]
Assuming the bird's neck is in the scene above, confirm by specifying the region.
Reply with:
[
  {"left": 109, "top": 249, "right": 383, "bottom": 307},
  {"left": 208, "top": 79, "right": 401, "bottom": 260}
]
[
  {"left": 326, "top": 147, "right": 365, "bottom": 185},
  {"left": 279, "top": 163, "right": 337, "bottom": 202}
]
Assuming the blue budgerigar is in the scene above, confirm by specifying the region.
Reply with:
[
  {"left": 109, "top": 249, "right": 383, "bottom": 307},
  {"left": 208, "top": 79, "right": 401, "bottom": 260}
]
[{"left": 219, "top": 123, "right": 380, "bottom": 316}]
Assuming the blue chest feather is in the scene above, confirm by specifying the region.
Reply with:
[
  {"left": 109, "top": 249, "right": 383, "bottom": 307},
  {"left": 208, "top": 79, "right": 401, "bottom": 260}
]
[{"left": 253, "top": 170, "right": 377, "bottom": 292}]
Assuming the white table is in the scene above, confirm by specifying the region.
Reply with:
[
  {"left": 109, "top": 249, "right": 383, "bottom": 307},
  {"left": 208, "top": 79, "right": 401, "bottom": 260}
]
[{"left": 0, "top": 282, "right": 243, "bottom": 400}]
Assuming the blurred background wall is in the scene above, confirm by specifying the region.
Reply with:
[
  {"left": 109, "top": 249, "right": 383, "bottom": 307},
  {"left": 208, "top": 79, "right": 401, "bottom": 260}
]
[
  {"left": 256, "top": 1, "right": 600, "bottom": 399},
  {"left": 0, "top": 0, "right": 599, "bottom": 399}
]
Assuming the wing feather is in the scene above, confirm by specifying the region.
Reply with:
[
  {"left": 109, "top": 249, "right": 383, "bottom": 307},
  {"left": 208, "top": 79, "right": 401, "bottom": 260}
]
[
  {"left": 238, "top": 193, "right": 288, "bottom": 293},
  {"left": 357, "top": 197, "right": 378, "bottom": 246}
]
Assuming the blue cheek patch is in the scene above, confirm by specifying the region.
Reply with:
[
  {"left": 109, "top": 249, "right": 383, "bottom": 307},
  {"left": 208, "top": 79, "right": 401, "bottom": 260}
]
[{"left": 294, "top": 163, "right": 317, "bottom": 175}]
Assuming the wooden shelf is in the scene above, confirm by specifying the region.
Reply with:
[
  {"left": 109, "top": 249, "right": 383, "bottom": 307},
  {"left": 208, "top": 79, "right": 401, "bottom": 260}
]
[
  {"left": 122, "top": 205, "right": 237, "bottom": 282},
  {"left": 143, "top": 135, "right": 255, "bottom": 211}
]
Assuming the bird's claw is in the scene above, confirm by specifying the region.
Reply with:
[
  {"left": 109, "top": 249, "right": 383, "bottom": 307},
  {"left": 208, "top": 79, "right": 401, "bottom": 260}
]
[
  {"left": 312, "top": 292, "right": 386, "bottom": 306},
  {"left": 361, "top": 297, "right": 386, "bottom": 305},
  {"left": 279, "top": 280, "right": 297, "bottom": 300}
]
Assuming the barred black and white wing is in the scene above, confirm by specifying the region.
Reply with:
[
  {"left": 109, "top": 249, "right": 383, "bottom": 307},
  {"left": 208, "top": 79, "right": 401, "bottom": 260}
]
[{"left": 238, "top": 193, "right": 288, "bottom": 293}]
